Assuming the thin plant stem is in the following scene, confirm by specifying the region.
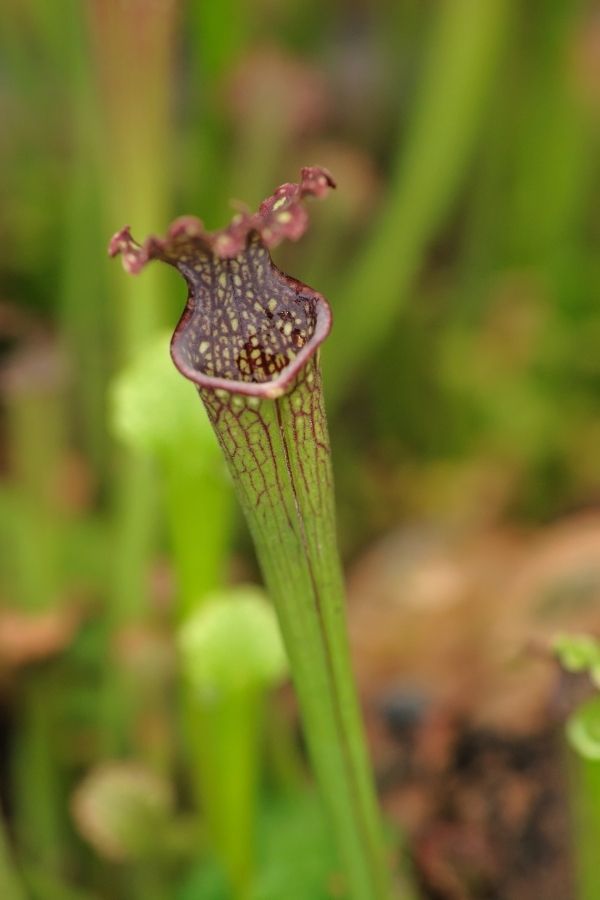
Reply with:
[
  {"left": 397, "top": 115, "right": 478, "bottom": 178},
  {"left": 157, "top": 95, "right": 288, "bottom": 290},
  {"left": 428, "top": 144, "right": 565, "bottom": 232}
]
[
  {"left": 59, "top": 2, "right": 109, "bottom": 471},
  {"left": 13, "top": 682, "right": 65, "bottom": 876},
  {"left": 88, "top": 0, "right": 178, "bottom": 751},
  {"left": 4, "top": 370, "right": 63, "bottom": 610},
  {"left": 0, "top": 816, "right": 26, "bottom": 900},
  {"left": 186, "top": 688, "right": 263, "bottom": 898},
  {"left": 569, "top": 750, "right": 600, "bottom": 900},
  {"left": 163, "top": 460, "right": 233, "bottom": 621},
  {"left": 326, "top": 0, "right": 513, "bottom": 403},
  {"left": 4, "top": 354, "right": 71, "bottom": 878}
]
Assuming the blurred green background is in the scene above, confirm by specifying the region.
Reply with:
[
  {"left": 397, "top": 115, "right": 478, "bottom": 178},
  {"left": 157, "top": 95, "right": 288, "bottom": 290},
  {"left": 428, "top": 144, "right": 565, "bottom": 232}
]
[{"left": 1, "top": 1, "right": 600, "bottom": 898}]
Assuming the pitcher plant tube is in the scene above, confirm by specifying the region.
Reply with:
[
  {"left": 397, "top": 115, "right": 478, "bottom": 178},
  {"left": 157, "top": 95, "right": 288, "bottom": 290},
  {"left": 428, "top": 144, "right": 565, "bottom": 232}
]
[{"left": 109, "top": 167, "right": 395, "bottom": 900}]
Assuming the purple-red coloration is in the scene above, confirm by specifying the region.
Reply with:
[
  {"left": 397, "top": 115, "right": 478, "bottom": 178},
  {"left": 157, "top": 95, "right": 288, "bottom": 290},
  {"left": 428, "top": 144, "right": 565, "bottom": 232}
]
[
  {"left": 108, "top": 167, "right": 335, "bottom": 399},
  {"left": 108, "top": 166, "right": 335, "bottom": 266}
]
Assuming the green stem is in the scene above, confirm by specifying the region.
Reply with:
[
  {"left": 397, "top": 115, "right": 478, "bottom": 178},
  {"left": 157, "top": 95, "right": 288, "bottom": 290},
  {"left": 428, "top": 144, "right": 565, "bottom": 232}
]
[
  {"left": 200, "top": 356, "right": 393, "bottom": 900},
  {"left": 164, "top": 460, "right": 260, "bottom": 898},
  {"left": 570, "top": 751, "right": 600, "bottom": 900},
  {"left": 13, "top": 681, "right": 65, "bottom": 874},
  {"left": 186, "top": 688, "right": 263, "bottom": 898},
  {"left": 0, "top": 816, "right": 25, "bottom": 900},
  {"left": 166, "top": 461, "right": 258, "bottom": 896},
  {"left": 5, "top": 354, "right": 66, "bottom": 610},
  {"left": 326, "top": 0, "right": 513, "bottom": 403},
  {"left": 98, "top": 451, "right": 158, "bottom": 756},
  {"left": 89, "top": 0, "right": 177, "bottom": 749},
  {"left": 60, "top": 2, "right": 108, "bottom": 472},
  {"left": 163, "top": 459, "right": 233, "bottom": 620}
]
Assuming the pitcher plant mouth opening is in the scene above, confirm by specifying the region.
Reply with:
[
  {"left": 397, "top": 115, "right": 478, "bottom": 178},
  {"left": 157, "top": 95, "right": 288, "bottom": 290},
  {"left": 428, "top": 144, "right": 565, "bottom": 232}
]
[{"left": 108, "top": 166, "right": 335, "bottom": 399}]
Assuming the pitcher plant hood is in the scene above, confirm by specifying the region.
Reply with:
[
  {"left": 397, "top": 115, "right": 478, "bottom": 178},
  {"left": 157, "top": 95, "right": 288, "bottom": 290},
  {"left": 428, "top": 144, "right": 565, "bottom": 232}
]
[{"left": 109, "top": 166, "right": 336, "bottom": 399}]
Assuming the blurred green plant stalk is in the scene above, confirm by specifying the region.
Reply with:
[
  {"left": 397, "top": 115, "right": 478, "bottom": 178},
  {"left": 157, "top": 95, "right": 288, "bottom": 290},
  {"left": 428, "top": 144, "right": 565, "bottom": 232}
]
[
  {"left": 179, "top": 587, "right": 288, "bottom": 897},
  {"left": 110, "top": 334, "right": 234, "bottom": 614},
  {"left": 439, "top": 0, "right": 598, "bottom": 517},
  {"left": 555, "top": 634, "right": 600, "bottom": 900},
  {"left": 2, "top": 348, "right": 66, "bottom": 610},
  {"left": 89, "top": 0, "right": 177, "bottom": 341},
  {"left": 559, "top": 637, "right": 600, "bottom": 900},
  {"left": 326, "top": 0, "right": 513, "bottom": 404},
  {"left": 86, "top": 0, "right": 180, "bottom": 752},
  {"left": 571, "top": 754, "right": 600, "bottom": 900},
  {"left": 185, "top": 0, "right": 250, "bottom": 221},
  {"left": 2, "top": 351, "right": 72, "bottom": 880},
  {"left": 52, "top": 3, "right": 107, "bottom": 474},
  {"left": 0, "top": 817, "right": 25, "bottom": 900}
]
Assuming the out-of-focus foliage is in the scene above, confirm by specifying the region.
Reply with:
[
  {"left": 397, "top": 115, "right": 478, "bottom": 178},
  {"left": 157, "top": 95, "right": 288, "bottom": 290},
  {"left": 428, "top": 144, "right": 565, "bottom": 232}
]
[
  {"left": 2, "top": 0, "right": 600, "bottom": 897},
  {"left": 110, "top": 331, "right": 218, "bottom": 463},
  {"left": 556, "top": 634, "right": 600, "bottom": 759},
  {"left": 179, "top": 587, "right": 288, "bottom": 697}
]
